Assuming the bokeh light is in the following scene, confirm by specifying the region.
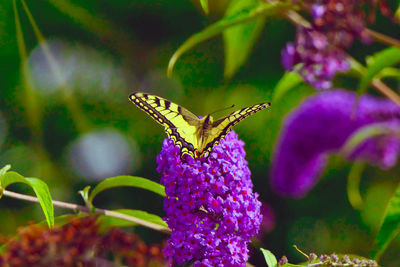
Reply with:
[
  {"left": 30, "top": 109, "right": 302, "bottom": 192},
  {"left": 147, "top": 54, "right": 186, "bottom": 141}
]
[
  {"left": 28, "top": 39, "right": 134, "bottom": 96},
  {"left": 66, "top": 129, "right": 140, "bottom": 181}
]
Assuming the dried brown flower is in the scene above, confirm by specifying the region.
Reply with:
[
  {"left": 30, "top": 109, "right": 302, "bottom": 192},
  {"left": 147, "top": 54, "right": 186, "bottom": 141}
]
[{"left": 0, "top": 216, "right": 167, "bottom": 267}]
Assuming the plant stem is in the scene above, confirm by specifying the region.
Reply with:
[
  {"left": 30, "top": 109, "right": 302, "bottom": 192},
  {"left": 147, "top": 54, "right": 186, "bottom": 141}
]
[
  {"left": 372, "top": 78, "right": 400, "bottom": 106},
  {"left": 2, "top": 189, "right": 171, "bottom": 234},
  {"left": 284, "top": 9, "right": 310, "bottom": 28},
  {"left": 367, "top": 29, "right": 400, "bottom": 48},
  {"left": 21, "top": 0, "right": 92, "bottom": 134},
  {"left": 12, "top": 0, "right": 43, "bottom": 142}
]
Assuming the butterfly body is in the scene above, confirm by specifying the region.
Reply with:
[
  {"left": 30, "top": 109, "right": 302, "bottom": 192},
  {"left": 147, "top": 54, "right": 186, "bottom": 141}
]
[{"left": 129, "top": 92, "right": 270, "bottom": 158}]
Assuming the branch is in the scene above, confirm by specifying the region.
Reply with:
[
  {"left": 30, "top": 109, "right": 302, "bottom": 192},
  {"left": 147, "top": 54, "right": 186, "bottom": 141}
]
[
  {"left": 367, "top": 29, "right": 400, "bottom": 48},
  {"left": 2, "top": 190, "right": 171, "bottom": 234},
  {"left": 371, "top": 78, "right": 400, "bottom": 106}
]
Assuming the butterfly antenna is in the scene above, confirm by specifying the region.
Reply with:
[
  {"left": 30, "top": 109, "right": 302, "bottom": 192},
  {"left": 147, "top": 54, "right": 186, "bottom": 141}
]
[{"left": 209, "top": 104, "right": 235, "bottom": 115}]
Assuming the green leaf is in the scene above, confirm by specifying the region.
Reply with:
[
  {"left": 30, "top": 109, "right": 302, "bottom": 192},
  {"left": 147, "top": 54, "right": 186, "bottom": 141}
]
[
  {"left": 98, "top": 208, "right": 167, "bottom": 231},
  {"left": 1, "top": 171, "right": 29, "bottom": 188},
  {"left": 26, "top": 178, "right": 54, "bottom": 228},
  {"left": 78, "top": 185, "right": 92, "bottom": 207},
  {"left": 260, "top": 248, "right": 278, "bottom": 267},
  {"left": 200, "top": 0, "right": 209, "bottom": 14},
  {"left": 272, "top": 72, "right": 303, "bottom": 102},
  {"left": 371, "top": 182, "right": 400, "bottom": 260},
  {"left": 0, "top": 164, "right": 11, "bottom": 178},
  {"left": 346, "top": 162, "right": 366, "bottom": 210},
  {"left": 167, "top": 1, "right": 291, "bottom": 76},
  {"left": 88, "top": 175, "right": 165, "bottom": 204},
  {"left": 357, "top": 47, "right": 400, "bottom": 94},
  {"left": 223, "top": 0, "right": 266, "bottom": 79},
  {"left": 375, "top": 67, "right": 400, "bottom": 80},
  {"left": 0, "top": 171, "right": 54, "bottom": 228},
  {"left": 395, "top": 4, "right": 400, "bottom": 21},
  {"left": 341, "top": 123, "right": 397, "bottom": 158}
]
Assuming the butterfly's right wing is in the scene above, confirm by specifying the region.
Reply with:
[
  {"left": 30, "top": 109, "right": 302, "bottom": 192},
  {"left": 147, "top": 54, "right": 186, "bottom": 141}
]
[
  {"left": 201, "top": 102, "right": 271, "bottom": 156},
  {"left": 129, "top": 92, "right": 200, "bottom": 157}
]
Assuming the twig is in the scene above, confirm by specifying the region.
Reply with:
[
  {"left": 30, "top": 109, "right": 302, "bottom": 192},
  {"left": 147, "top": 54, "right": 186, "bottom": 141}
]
[
  {"left": 372, "top": 78, "right": 400, "bottom": 106},
  {"left": 284, "top": 9, "right": 311, "bottom": 28},
  {"left": 2, "top": 190, "right": 171, "bottom": 234},
  {"left": 367, "top": 28, "right": 400, "bottom": 48}
]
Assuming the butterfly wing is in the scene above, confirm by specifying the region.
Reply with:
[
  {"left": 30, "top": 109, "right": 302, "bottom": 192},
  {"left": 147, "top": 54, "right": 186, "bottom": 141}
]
[
  {"left": 200, "top": 102, "right": 271, "bottom": 157},
  {"left": 129, "top": 92, "right": 201, "bottom": 158}
]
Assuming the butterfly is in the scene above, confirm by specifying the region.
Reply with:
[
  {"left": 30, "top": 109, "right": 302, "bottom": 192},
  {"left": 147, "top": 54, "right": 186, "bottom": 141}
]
[{"left": 129, "top": 92, "right": 270, "bottom": 159}]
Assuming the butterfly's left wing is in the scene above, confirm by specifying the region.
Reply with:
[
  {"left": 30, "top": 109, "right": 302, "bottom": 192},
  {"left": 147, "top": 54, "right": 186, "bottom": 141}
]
[
  {"left": 129, "top": 92, "right": 201, "bottom": 157},
  {"left": 201, "top": 102, "right": 270, "bottom": 157}
]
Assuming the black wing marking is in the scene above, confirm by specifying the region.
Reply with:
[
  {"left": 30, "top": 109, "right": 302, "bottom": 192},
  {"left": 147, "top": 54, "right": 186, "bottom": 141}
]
[
  {"left": 201, "top": 102, "right": 271, "bottom": 156},
  {"left": 129, "top": 92, "right": 200, "bottom": 157}
]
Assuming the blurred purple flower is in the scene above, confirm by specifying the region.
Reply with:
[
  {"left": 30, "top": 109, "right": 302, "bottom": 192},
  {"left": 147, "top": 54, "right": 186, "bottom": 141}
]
[
  {"left": 157, "top": 131, "right": 261, "bottom": 267},
  {"left": 271, "top": 90, "right": 400, "bottom": 198},
  {"left": 255, "top": 202, "right": 276, "bottom": 240},
  {"left": 282, "top": 0, "right": 373, "bottom": 90}
]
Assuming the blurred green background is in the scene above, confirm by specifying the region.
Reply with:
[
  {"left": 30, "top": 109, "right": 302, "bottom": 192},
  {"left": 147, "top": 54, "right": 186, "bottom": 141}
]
[{"left": 0, "top": 0, "right": 399, "bottom": 266}]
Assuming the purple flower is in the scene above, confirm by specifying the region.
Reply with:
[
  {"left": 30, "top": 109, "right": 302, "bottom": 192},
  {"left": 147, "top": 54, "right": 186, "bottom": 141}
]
[
  {"left": 157, "top": 131, "right": 262, "bottom": 266},
  {"left": 282, "top": 28, "right": 351, "bottom": 90},
  {"left": 255, "top": 202, "right": 276, "bottom": 240},
  {"left": 281, "top": 0, "right": 374, "bottom": 90},
  {"left": 270, "top": 90, "right": 400, "bottom": 198}
]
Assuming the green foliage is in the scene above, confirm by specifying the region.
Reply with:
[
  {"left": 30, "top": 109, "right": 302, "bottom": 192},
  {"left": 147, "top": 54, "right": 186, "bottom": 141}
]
[
  {"left": 357, "top": 47, "right": 400, "bottom": 94},
  {"left": 200, "top": 0, "right": 209, "bottom": 14},
  {"left": 78, "top": 185, "right": 92, "bottom": 207},
  {"left": 341, "top": 123, "right": 398, "bottom": 158},
  {"left": 375, "top": 67, "right": 400, "bottom": 80},
  {"left": 372, "top": 182, "right": 400, "bottom": 260},
  {"left": 223, "top": 0, "right": 266, "bottom": 79},
  {"left": 0, "top": 167, "right": 54, "bottom": 228},
  {"left": 346, "top": 162, "right": 366, "bottom": 210},
  {"left": 167, "top": 1, "right": 291, "bottom": 76},
  {"left": 272, "top": 72, "right": 303, "bottom": 102},
  {"left": 88, "top": 175, "right": 166, "bottom": 205},
  {"left": 260, "top": 248, "right": 278, "bottom": 267},
  {"left": 396, "top": 4, "right": 400, "bottom": 21}
]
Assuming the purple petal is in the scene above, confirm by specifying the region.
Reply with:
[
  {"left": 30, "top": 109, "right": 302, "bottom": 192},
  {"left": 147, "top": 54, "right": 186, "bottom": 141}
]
[
  {"left": 348, "top": 122, "right": 400, "bottom": 169},
  {"left": 158, "top": 131, "right": 262, "bottom": 265},
  {"left": 281, "top": 43, "right": 298, "bottom": 71},
  {"left": 271, "top": 90, "right": 400, "bottom": 198}
]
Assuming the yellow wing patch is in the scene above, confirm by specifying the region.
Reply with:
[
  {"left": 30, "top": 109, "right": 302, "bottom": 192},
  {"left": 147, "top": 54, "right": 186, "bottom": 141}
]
[
  {"left": 200, "top": 103, "right": 270, "bottom": 157},
  {"left": 129, "top": 92, "right": 270, "bottom": 158},
  {"left": 129, "top": 92, "right": 200, "bottom": 157}
]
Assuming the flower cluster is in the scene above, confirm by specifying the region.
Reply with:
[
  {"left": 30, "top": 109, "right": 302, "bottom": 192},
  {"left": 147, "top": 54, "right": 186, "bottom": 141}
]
[
  {"left": 0, "top": 216, "right": 167, "bottom": 267},
  {"left": 282, "top": 0, "right": 382, "bottom": 89},
  {"left": 271, "top": 90, "right": 400, "bottom": 197},
  {"left": 157, "top": 131, "right": 262, "bottom": 266},
  {"left": 279, "top": 252, "right": 378, "bottom": 266}
]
